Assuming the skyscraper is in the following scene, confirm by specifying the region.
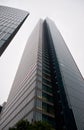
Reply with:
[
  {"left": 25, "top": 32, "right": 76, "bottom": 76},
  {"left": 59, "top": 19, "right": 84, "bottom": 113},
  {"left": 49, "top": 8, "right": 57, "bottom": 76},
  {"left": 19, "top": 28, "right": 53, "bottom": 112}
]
[
  {"left": 0, "top": 18, "right": 84, "bottom": 130},
  {"left": 0, "top": 6, "right": 29, "bottom": 56}
]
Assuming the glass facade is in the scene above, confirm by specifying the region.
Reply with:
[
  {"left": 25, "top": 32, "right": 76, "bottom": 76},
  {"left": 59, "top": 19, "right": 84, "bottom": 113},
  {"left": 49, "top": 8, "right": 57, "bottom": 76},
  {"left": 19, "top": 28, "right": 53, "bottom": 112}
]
[
  {"left": 45, "top": 18, "right": 84, "bottom": 130},
  {"left": 0, "top": 6, "right": 29, "bottom": 56}
]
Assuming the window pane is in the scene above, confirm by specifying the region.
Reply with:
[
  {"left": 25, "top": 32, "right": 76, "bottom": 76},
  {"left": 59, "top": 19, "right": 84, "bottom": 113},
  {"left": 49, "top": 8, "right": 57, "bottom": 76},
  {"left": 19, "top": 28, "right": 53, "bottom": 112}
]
[
  {"left": 2, "top": 33, "right": 10, "bottom": 40},
  {"left": 36, "top": 99, "right": 42, "bottom": 109},
  {"left": 0, "top": 40, "right": 5, "bottom": 47},
  {"left": 36, "top": 112, "right": 42, "bottom": 121},
  {"left": 42, "top": 92, "right": 53, "bottom": 103}
]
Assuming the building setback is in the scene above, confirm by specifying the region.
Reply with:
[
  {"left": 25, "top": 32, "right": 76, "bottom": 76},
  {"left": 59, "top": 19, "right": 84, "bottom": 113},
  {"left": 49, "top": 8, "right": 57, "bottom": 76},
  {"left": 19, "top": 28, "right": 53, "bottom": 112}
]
[
  {"left": 0, "top": 6, "right": 29, "bottom": 56},
  {"left": 0, "top": 18, "right": 84, "bottom": 130}
]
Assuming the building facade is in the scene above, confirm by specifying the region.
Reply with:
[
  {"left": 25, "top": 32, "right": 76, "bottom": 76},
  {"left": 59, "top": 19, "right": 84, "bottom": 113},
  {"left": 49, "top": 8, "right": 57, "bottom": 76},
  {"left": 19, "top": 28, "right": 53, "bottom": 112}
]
[
  {"left": 0, "top": 6, "right": 29, "bottom": 56},
  {"left": 0, "top": 18, "right": 84, "bottom": 130},
  {"left": 0, "top": 106, "right": 2, "bottom": 114}
]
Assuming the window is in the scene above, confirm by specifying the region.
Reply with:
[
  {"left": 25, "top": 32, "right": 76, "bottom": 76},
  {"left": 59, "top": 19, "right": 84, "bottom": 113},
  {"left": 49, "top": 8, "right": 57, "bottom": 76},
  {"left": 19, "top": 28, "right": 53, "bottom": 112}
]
[
  {"left": 0, "top": 40, "right": 5, "bottom": 47},
  {"left": 5, "top": 27, "right": 14, "bottom": 34},
  {"left": 43, "top": 63, "right": 50, "bottom": 69},
  {"left": 36, "top": 112, "right": 42, "bottom": 121},
  {"left": 43, "top": 60, "right": 50, "bottom": 66},
  {"left": 43, "top": 76, "right": 51, "bottom": 82},
  {"left": 42, "top": 67, "right": 51, "bottom": 74},
  {"left": 37, "top": 75, "right": 42, "bottom": 82},
  {"left": 42, "top": 71, "right": 51, "bottom": 77},
  {"left": 43, "top": 57, "right": 49, "bottom": 62},
  {"left": 37, "top": 81, "right": 42, "bottom": 89},
  {"left": 37, "top": 91, "right": 42, "bottom": 98},
  {"left": 36, "top": 99, "right": 42, "bottom": 109},
  {"left": 42, "top": 92, "right": 53, "bottom": 103},
  {"left": 43, "top": 78, "right": 51, "bottom": 85},
  {"left": 42, "top": 114, "right": 55, "bottom": 127},
  {"left": 37, "top": 90, "right": 53, "bottom": 103},
  {"left": 42, "top": 102, "right": 54, "bottom": 115},
  {"left": 2, "top": 33, "right": 10, "bottom": 40},
  {"left": 42, "top": 84, "right": 52, "bottom": 93}
]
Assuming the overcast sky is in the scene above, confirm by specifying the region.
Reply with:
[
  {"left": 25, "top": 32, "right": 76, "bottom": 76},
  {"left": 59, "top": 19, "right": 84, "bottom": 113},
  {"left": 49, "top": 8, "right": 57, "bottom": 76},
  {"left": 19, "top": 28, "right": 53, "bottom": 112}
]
[{"left": 0, "top": 0, "right": 84, "bottom": 105}]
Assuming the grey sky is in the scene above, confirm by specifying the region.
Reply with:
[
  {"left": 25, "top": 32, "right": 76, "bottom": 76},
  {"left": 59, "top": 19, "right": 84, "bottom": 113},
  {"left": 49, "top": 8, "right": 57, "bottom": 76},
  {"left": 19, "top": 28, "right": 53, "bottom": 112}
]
[{"left": 0, "top": 0, "right": 84, "bottom": 104}]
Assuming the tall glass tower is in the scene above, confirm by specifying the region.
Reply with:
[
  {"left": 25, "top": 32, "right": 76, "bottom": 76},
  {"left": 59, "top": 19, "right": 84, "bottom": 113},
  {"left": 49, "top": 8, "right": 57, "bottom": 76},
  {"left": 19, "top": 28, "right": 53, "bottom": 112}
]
[
  {"left": 0, "top": 18, "right": 84, "bottom": 130},
  {"left": 0, "top": 6, "right": 29, "bottom": 56}
]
